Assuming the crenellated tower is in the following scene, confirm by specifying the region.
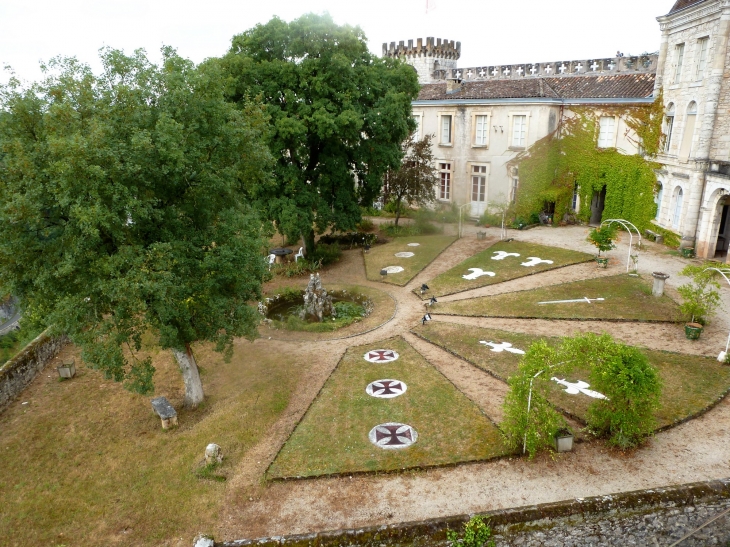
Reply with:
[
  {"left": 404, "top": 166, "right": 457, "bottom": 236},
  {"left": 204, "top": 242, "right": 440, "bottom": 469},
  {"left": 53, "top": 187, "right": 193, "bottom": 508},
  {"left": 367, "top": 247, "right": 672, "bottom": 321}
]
[{"left": 383, "top": 38, "right": 461, "bottom": 84}]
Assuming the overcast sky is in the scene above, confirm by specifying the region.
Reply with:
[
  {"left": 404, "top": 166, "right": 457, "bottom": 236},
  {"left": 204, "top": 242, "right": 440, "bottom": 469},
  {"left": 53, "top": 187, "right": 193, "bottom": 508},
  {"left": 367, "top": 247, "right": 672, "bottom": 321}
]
[{"left": 1, "top": 0, "right": 673, "bottom": 84}]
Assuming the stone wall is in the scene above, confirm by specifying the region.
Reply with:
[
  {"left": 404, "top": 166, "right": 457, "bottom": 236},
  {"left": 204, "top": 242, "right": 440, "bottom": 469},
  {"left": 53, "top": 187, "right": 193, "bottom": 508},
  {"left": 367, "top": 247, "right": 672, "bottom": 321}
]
[
  {"left": 214, "top": 479, "right": 730, "bottom": 547},
  {"left": 0, "top": 330, "right": 68, "bottom": 413}
]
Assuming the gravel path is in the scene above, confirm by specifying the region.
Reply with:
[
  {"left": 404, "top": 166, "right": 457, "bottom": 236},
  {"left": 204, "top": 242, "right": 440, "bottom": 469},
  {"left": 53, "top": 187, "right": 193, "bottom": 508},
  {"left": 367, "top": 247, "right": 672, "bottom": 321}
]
[{"left": 216, "top": 223, "right": 730, "bottom": 541}]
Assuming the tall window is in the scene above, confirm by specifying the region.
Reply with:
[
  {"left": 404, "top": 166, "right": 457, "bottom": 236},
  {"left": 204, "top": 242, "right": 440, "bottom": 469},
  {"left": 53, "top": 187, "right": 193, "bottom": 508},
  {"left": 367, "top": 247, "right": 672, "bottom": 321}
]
[
  {"left": 474, "top": 115, "right": 488, "bottom": 146},
  {"left": 510, "top": 176, "right": 519, "bottom": 204},
  {"left": 655, "top": 183, "right": 664, "bottom": 220},
  {"left": 674, "top": 43, "right": 685, "bottom": 84},
  {"left": 471, "top": 165, "right": 487, "bottom": 202},
  {"left": 439, "top": 162, "right": 451, "bottom": 200},
  {"left": 440, "top": 115, "right": 452, "bottom": 145},
  {"left": 695, "top": 37, "right": 709, "bottom": 80},
  {"left": 679, "top": 101, "right": 698, "bottom": 159},
  {"left": 665, "top": 103, "right": 675, "bottom": 153},
  {"left": 673, "top": 187, "right": 684, "bottom": 229},
  {"left": 512, "top": 115, "right": 526, "bottom": 147},
  {"left": 597, "top": 116, "right": 616, "bottom": 148},
  {"left": 413, "top": 115, "right": 422, "bottom": 140}
]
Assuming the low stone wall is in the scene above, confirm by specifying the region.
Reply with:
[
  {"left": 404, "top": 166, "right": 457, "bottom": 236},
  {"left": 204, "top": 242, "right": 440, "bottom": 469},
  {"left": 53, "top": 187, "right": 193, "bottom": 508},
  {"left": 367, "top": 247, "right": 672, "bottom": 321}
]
[
  {"left": 215, "top": 479, "right": 730, "bottom": 547},
  {"left": 0, "top": 330, "right": 68, "bottom": 413}
]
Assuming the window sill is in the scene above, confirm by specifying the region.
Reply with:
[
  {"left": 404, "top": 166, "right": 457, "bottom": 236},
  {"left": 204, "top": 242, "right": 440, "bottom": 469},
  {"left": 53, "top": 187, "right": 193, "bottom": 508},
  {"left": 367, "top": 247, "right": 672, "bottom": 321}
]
[
  {"left": 667, "top": 84, "right": 681, "bottom": 90},
  {"left": 471, "top": 144, "right": 488, "bottom": 149},
  {"left": 689, "top": 81, "right": 703, "bottom": 87},
  {"left": 439, "top": 143, "right": 453, "bottom": 148},
  {"left": 508, "top": 146, "right": 525, "bottom": 151}
]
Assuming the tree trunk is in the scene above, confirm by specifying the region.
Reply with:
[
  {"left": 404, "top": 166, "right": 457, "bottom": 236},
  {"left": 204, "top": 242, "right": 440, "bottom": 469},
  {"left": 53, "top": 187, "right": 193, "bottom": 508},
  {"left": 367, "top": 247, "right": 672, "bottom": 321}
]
[
  {"left": 394, "top": 196, "right": 402, "bottom": 228},
  {"left": 302, "top": 229, "right": 316, "bottom": 257},
  {"left": 173, "top": 343, "right": 204, "bottom": 408}
]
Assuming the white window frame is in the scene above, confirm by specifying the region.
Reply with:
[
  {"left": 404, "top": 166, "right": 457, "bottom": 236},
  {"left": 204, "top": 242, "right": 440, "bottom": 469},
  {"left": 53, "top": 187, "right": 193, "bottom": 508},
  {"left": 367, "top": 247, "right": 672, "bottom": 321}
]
[
  {"left": 655, "top": 182, "right": 664, "bottom": 221},
  {"left": 674, "top": 43, "right": 685, "bottom": 84},
  {"left": 472, "top": 112, "right": 491, "bottom": 148},
  {"left": 469, "top": 163, "right": 489, "bottom": 203},
  {"left": 672, "top": 186, "right": 684, "bottom": 229},
  {"left": 412, "top": 112, "right": 424, "bottom": 141},
  {"left": 695, "top": 37, "right": 709, "bottom": 81},
  {"left": 437, "top": 161, "right": 452, "bottom": 201},
  {"left": 597, "top": 115, "right": 617, "bottom": 148},
  {"left": 437, "top": 111, "right": 455, "bottom": 147},
  {"left": 508, "top": 112, "right": 530, "bottom": 150},
  {"left": 665, "top": 103, "right": 676, "bottom": 153}
]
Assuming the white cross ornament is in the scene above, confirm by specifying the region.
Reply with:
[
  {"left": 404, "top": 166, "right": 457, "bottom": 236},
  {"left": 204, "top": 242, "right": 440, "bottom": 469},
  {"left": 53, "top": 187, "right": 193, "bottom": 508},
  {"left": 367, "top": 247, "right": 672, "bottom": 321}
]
[
  {"left": 455, "top": 70, "right": 462, "bottom": 78},
  {"left": 491, "top": 251, "right": 521, "bottom": 261},
  {"left": 467, "top": 69, "right": 473, "bottom": 78},
  {"left": 516, "top": 66, "right": 524, "bottom": 76},
  {"left": 491, "top": 67, "right": 499, "bottom": 76},
  {"left": 551, "top": 377, "right": 607, "bottom": 399},
  {"left": 521, "top": 257, "right": 554, "bottom": 267},
  {"left": 503, "top": 67, "right": 511, "bottom": 76},
  {"left": 545, "top": 65, "right": 553, "bottom": 74},
  {"left": 590, "top": 61, "right": 599, "bottom": 72},
  {"left": 479, "top": 68, "right": 486, "bottom": 77},
  {"left": 480, "top": 341, "right": 525, "bottom": 354},
  {"left": 559, "top": 64, "right": 567, "bottom": 74},
  {"left": 608, "top": 61, "right": 616, "bottom": 70},
  {"left": 529, "top": 65, "right": 538, "bottom": 75},
  {"left": 462, "top": 268, "right": 496, "bottom": 280},
  {"left": 575, "top": 63, "right": 583, "bottom": 72}
]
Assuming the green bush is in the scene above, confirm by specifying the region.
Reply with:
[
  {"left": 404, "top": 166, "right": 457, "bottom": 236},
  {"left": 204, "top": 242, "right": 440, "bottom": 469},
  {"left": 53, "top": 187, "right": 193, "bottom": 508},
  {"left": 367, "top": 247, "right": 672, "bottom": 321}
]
[
  {"left": 356, "top": 218, "right": 375, "bottom": 232},
  {"left": 310, "top": 243, "right": 342, "bottom": 266},
  {"left": 446, "top": 516, "right": 496, "bottom": 547},
  {"left": 677, "top": 264, "right": 722, "bottom": 325},
  {"left": 587, "top": 225, "right": 618, "bottom": 256},
  {"left": 478, "top": 212, "right": 503, "bottom": 226},
  {"left": 272, "top": 259, "right": 321, "bottom": 278}
]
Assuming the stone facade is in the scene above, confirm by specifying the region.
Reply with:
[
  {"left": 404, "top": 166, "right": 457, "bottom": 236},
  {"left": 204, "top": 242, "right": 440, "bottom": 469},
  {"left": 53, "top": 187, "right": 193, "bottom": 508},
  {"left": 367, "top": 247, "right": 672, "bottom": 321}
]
[{"left": 0, "top": 330, "right": 68, "bottom": 414}]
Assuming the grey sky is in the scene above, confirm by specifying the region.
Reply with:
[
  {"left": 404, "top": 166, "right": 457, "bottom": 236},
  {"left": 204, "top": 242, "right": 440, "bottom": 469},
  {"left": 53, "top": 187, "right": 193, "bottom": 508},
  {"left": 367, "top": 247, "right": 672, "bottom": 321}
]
[{"left": 1, "top": 0, "right": 673, "bottom": 84}]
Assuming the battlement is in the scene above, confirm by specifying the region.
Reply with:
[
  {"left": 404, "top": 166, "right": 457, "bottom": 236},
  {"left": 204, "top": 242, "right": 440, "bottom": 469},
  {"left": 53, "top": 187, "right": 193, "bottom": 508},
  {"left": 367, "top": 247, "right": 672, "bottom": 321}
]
[
  {"left": 383, "top": 38, "right": 461, "bottom": 61},
  {"left": 434, "top": 54, "right": 659, "bottom": 82}
]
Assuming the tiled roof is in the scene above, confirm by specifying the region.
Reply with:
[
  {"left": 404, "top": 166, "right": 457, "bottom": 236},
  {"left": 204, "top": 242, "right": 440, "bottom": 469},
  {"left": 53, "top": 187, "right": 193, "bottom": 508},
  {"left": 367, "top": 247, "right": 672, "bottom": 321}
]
[
  {"left": 669, "top": 0, "right": 707, "bottom": 14},
  {"left": 416, "top": 73, "right": 656, "bottom": 101}
]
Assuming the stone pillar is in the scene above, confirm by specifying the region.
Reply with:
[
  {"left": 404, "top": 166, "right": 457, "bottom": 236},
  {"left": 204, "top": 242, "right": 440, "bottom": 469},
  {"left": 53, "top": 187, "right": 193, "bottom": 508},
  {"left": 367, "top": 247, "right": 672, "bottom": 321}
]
[
  {"left": 681, "top": 170, "right": 706, "bottom": 249},
  {"left": 654, "top": 25, "right": 670, "bottom": 95},
  {"left": 651, "top": 272, "right": 670, "bottom": 297}
]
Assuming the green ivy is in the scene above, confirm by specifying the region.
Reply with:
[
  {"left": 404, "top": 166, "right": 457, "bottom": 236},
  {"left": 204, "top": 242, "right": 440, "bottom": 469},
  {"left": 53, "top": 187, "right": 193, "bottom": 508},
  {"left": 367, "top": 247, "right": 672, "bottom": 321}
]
[{"left": 513, "top": 97, "right": 663, "bottom": 230}]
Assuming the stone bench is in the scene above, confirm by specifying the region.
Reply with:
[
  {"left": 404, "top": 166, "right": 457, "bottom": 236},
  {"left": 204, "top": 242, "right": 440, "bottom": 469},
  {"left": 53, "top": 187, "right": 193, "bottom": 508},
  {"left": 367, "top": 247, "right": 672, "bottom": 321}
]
[
  {"left": 151, "top": 397, "right": 178, "bottom": 429},
  {"left": 644, "top": 229, "right": 664, "bottom": 244}
]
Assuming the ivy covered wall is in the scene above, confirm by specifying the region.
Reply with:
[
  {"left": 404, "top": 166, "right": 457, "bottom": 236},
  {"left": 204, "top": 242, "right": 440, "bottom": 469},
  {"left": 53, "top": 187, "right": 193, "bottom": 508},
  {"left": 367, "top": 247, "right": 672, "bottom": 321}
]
[{"left": 512, "top": 94, "right": 664, "bottom": 230}]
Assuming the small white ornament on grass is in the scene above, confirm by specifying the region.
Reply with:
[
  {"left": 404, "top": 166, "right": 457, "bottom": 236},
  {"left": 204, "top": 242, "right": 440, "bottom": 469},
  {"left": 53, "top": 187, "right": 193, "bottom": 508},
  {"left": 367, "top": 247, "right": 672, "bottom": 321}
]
[
  {"left": 364, "top": 349, "right": 400, "bottom": 363},
  {"left": 551, "top": 377, "right": 607, "bottom": 399},
  {"left": 368, "top": 423, "right": 418, "bottom": 449},
  {"left": 462, "top": 268, "right": 496, "bottom": 280},
  {"left": 407, "top": 243, "right": 420, "bottom": 247},
  {"left": 395, "top": 252, "right": 415, "bottom": 258},
  {"left": 382, "top": 266, "right": 404, "bottom": 274},
  {"left": 491, "top": 251, "right": 520, "bottom": 260},
  {"left": 521, "top": 257, "right": 554, "bottom": 267},
  {"left": 538, "top": 297, "right": 605, "bottom": 305},
  {"left": 480, "top": 341, "right": 525, "bottom": 354},
  {"left": 366, "top": 379, "right": 407, "bottom": 399}
]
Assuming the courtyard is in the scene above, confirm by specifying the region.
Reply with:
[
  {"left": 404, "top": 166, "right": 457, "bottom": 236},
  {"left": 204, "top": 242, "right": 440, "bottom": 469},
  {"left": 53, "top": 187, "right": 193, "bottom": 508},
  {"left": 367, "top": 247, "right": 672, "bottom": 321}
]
[{"left": 2, "top": 222, "right": 730, "bottom": 546}]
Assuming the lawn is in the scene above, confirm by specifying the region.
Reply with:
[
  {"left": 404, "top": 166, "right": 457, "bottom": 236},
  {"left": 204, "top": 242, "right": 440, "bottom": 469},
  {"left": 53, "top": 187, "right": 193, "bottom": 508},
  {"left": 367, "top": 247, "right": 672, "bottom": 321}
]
[
  {"left": 267, "top": 336, "right": 507, "bottom": 479},
  {"left": 364, "top": 235, "right": 456, "bottom": 286},
  {"left": 413, "top": 322, "right": 730, "bottom": 430},
  {"left": 0, "top": 336, "right": 303, "bottom": 547},
  {"left": 259, "top": 284, "right": 397, "bottom": 342},
  {"left": 434, "top": 274, "right": 680, "bottom": 322},
  {"left": 421, "top": 240, "right": 593, "bottom": 297}
]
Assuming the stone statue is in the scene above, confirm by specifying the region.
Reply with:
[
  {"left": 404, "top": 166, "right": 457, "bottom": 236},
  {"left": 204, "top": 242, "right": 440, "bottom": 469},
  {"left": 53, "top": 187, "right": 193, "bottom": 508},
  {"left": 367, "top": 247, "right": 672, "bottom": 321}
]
[{"left": 299, "top": 273, "right": 336, "bottom": 322}]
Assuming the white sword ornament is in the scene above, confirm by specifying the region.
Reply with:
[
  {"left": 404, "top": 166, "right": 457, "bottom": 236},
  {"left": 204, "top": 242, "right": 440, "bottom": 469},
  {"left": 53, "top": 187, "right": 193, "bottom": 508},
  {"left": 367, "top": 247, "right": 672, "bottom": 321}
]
[{"left": 537, "top": 297, "right": 605, "bottom": 305}]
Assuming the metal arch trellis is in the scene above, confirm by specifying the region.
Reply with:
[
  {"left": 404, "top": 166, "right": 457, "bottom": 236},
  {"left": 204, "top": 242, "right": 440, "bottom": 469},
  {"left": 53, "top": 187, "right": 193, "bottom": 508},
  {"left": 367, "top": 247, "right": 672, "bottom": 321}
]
[{"left": 600, "top": 218, "right": 642, "bottom": 273}]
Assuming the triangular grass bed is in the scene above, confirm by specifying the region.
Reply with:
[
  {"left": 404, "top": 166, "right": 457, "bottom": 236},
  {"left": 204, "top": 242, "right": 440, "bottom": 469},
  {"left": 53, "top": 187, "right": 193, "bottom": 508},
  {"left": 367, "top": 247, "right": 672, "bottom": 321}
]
[
  {"left": 364, "top": 235, "right": 457, "bottom": 286},
  {"left": 413, "top": 322, "right": 730, "bottom": 430},
  {"left": 420, "top": 240, "right": 593, "bottom": 297},
  {"left": 267, "top": 336, "right": 507, "bottom": 479},
  {"left": 434, "top": 274, "right": 680, "bottom": 322}
]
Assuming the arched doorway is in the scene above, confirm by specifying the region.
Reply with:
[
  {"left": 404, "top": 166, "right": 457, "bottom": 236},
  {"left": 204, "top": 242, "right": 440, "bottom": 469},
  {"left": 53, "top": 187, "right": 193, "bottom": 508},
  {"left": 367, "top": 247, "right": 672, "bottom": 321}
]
[
  {"left": 714, "top": 195, "right": 730, "bottom": 259},
  {"left": 589, "top": 186, "right": 606, "bottom": 226}
]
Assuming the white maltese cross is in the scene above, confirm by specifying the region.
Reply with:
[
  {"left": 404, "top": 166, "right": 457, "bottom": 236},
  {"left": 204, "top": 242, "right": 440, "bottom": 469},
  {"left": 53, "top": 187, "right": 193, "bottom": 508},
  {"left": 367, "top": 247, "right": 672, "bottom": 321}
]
[
  {"left": 479, "top": 341, "right": 525, "bottom": 354},
  {"left": 551, "top": 377, "right": 607, "bottom": 399},
  {"left": 521, "top": 257, "right": 554, "bottom": 267},
  {"left": 462, "top": 268, "right": 496, "bottom": 280}
]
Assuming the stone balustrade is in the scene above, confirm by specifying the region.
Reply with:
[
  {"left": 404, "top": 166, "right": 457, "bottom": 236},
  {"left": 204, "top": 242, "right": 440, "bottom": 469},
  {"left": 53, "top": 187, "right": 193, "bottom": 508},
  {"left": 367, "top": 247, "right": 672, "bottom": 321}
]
[{"left": 436, "top": 54, "right": 658, "bottom": 81}]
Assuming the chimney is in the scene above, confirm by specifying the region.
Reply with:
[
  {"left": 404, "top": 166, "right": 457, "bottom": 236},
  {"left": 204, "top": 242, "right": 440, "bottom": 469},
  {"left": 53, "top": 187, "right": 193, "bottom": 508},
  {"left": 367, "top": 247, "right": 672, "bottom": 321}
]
[{"left": 446, "top": 78, "right": 462, "bottom": 94}]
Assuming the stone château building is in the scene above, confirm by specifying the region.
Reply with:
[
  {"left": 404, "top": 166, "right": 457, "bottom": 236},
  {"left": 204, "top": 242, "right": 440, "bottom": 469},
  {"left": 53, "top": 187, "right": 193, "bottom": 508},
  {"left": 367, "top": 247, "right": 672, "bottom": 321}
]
[{"left": 385, "top": 0, "right": 730, "bottom": 259}]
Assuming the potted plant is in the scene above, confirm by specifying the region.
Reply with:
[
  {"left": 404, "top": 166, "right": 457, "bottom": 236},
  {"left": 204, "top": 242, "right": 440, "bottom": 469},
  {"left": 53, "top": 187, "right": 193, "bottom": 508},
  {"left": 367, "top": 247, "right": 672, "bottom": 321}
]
[
  {"left": 677, "top": 265, "right": 722, "bottom": 340},
  {"left": 553, "top": 427, "right": 574, "bottom": 452},
  {"left": 587, "top": 225, "right": 617, "bottom": 268}
]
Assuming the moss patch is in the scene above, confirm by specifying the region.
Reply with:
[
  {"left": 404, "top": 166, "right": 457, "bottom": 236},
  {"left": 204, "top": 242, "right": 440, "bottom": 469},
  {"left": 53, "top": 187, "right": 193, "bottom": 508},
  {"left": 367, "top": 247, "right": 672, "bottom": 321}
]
[
  {"left": 414, "top": 322, "right": 730, "bottom": 429},
  {"left": 422, "top": 241, "right": 592, "bottom": 297},
  {"left": 267, "top": 337, "right": 507, "bottom": 479},
  {"left": 364, "top": 235, "right": 456, "bottom": 286},
  {"left": 435, "top": 274, "right": 680, "bottom": 322}
]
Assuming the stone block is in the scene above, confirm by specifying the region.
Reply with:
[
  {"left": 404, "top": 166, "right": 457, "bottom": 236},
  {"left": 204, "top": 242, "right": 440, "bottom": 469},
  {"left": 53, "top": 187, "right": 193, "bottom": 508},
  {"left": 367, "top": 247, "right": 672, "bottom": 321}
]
[{"left": 150, "top": 397, "right": 178, "bottom": 429}]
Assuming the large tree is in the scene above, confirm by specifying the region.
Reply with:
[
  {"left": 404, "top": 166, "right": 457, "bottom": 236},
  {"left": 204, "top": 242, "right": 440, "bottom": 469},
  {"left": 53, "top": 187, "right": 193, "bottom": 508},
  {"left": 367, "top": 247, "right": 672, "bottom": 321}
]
[
  {"left": 383, "top": 134, "right": 438, "bottom": 227},
  {"left": 219, "top": 13, "right": 419, "bottom": 253},
  {"left": 0, "top": 48, "right": 273, "bottom": 407}
]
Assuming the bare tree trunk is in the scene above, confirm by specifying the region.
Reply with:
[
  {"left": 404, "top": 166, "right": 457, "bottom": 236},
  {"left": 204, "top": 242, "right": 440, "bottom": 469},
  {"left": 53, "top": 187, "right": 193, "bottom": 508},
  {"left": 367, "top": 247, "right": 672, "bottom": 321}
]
[
  {"left": 394, "top": 196, "right": 402, "bottom": 228},
  {"left": 173, "top": 343, "right": 204, "bottom": 408}
]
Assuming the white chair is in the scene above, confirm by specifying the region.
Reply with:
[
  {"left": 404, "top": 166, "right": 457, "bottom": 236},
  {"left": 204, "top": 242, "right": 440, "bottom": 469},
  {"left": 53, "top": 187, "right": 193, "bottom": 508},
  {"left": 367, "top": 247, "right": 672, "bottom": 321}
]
[
  {"left": 294, "top": 247, "right": 304, "bottom": 262},
  {"left": 267, "top": 254, "right": 276, "bottom": 269}
]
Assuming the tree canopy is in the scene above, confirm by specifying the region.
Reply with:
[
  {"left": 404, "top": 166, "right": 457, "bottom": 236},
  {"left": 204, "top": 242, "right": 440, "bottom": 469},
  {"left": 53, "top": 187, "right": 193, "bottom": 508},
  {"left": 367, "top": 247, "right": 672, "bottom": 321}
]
[
  {"left": 219, "top": 13, "right": 419, "bottom": 252},
  {"left": 383, "top": 134, "right": 438, "bottom": 227},
  {"left": 0, "top": 47, "right": 273, "bottom": 405}
]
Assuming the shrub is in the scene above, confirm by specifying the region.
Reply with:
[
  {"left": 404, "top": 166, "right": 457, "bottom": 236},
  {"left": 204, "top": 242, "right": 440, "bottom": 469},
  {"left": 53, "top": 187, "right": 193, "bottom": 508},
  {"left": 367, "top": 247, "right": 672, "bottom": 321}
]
[
  {"left": 677, "top": 264, "right": 722, "bottom": 325},
  {"left": 272, "top": 259, "right": 321, "bottom": 278},
  {"left": 478, "top": 212, "right": 503, "bottom": 226},
  {"left": 587, "top": 225, "right": 618, "bottom": 256},
  {"left": 356, "top": 218, "right": 375, "bottom": 232},
  {"left": 446, "top": 516, "right": 496, "bottom": 547},
  {"left": 309, "top": 243, "right": 342, "bottom": 266}
]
